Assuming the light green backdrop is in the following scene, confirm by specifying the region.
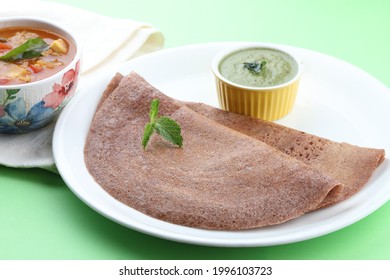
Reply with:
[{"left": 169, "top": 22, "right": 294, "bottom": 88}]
[{"left": 1, "top": 0, "right": 389, "bottom": 259}]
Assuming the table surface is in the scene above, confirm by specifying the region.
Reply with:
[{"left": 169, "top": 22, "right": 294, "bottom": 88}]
[{"left": 1, "top": 0, "right": 390, "bottom": 260}]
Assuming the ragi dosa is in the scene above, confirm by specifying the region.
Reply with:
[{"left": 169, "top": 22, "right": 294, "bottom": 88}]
[
  {"left": 96, "top": 73, "right": 385, "bottom": 209},
  {"left": 84, "top": 72, "right": 343, "bottom": 230},
  {"left": 185, "top": 102, "right": 385, "bottom": 208}
]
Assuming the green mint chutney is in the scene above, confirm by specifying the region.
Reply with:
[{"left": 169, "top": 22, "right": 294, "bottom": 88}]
[{"left": 219, "top": 48, "right": 299, "bottom": 87}]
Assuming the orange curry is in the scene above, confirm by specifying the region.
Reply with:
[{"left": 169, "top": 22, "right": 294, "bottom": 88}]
[{"left": 0, "top": 27, "right": 75, "bottom": 85}]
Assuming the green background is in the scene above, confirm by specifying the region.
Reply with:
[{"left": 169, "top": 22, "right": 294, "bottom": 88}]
[{"left": 1, "top": 0, "right": 390, "bottom": 259}]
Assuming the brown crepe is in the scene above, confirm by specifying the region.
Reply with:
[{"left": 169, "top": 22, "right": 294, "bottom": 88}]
[
  {"left": 95, "top": 73, "right": 385, "bottom": 209},
  {"left": 84, "top": 72, "right": 342, "bottom": 230},
  {"left": 185, "top": 102, "right": 385, "bottom": 208}
]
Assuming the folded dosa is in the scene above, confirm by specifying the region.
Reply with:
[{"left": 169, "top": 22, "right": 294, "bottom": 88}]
[
  {"left": 84, "top": 72, "right": 342, "bottom": 230},
  {"left": 185, "top": 103, "right": 385, "bottom": 208},
  {"left": 98, "top": 73, "right": 385, "bottom": 208}
]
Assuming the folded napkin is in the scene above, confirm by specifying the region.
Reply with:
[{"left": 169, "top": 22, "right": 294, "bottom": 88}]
[{"left": 0, "top": 0, "right": 164, "bottom": 172}]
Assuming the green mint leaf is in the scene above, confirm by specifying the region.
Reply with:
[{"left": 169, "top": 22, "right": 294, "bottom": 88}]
[
  {"left": 149, "top": 99, "right": 159, "bottom": 121},
  {"left": 0, "top": 38, "right": 49, "bottom": 62},
  {"left": 155, "top": 117, "right": 183, "bottom": 147},
  {"left": 141, "top": 99, "right": 183, "bottom": 149},
  {"left": 141, "top": 122, "right": 155, "bottom": 149},
  {"left": 243, "top": 61, "right": 266, "bottom": 74}
]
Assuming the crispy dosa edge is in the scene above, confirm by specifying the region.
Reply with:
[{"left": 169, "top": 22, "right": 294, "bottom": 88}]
[
  {"left": 84, "top": 72, "right": 342, "bottom": 230},
  {"left": 185, "top": 102, "right": 385, "bottom": 208},
  {"left": 96, "top": 73, "right": 124, "bottom": 113}
]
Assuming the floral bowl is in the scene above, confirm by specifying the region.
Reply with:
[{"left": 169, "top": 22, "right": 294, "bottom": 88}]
[{"left": 0, "top": 17, "right": 81, "bottom": 133}]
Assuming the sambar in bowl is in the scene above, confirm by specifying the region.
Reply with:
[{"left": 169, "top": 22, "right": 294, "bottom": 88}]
[{"left": 0, "top": 16, "right": 81, "bottom": 133}]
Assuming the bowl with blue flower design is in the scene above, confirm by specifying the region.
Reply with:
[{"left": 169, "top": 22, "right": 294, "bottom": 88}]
[{"left": 0, "top": 17, "right": 81, "bottom": 133}]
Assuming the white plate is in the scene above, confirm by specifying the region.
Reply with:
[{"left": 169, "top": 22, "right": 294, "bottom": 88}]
[{"left": 53, "top": 42, "right": 390, "bottom": 247}]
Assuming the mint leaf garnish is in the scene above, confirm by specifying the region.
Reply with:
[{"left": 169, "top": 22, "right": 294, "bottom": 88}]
[
  {"left": 141, "top": 122, "right": 155, "bottom": 149},
  {"left": 149, "top": 98, "right": 159, "bottom": 120},
  {"left": 243, "top": 61, "right": 266, "bottom": 74},
  {"left": 141, "top": 99, "right": 183, "bottom": 149},
  {"left": 0, "top": 38, "right": 49, "bottom": 62},
  {"left": 155, "top": 117, "right": 183, "bottom": 147}
]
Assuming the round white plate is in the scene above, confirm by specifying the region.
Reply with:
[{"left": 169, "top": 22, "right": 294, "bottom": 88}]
[{"left": 53, "top": 42, "right": 390, "bottom": 247}]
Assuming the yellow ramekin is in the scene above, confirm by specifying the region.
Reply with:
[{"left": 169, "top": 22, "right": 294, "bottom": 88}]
[{"left": 211, "top": 43, "right": 302, "bottom": 121}]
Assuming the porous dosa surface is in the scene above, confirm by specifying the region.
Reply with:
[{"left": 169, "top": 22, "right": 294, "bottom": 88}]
[
  {"left": 185, "top": 102, "right": 385, "bottom": 207},
  {"left": 84, "top": 72, "right": 342, "bottom": 230}
]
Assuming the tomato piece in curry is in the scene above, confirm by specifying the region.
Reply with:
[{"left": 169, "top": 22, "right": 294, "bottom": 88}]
[{"left": 0, "top": 27, "right": 75, "bottom": 85}]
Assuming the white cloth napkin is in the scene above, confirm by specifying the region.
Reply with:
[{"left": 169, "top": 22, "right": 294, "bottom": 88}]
[{"left": 0, "top": 0, "right": 164, "bottom": 172}]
